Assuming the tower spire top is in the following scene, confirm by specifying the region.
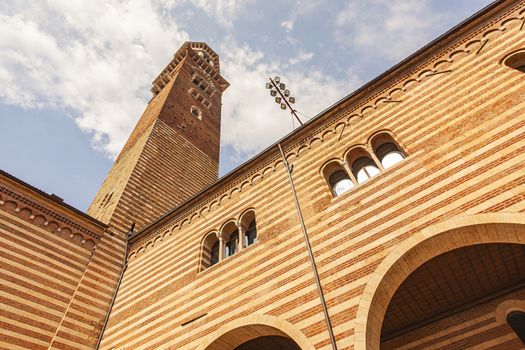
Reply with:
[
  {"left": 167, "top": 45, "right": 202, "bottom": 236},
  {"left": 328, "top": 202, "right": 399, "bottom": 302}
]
[{"left": 151, "top": 42, "right": 229, "bottom": 96}]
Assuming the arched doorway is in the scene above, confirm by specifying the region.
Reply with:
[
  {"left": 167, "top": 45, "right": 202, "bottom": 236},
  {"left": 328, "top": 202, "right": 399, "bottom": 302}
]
[
  {"left": 381, "top": 242, "right": 525, "bottom": 349},
  {"left": 234, "top": 335, "right": 300, "bottom": 349},
  {"left": 198, "top": 315, "right": 313, "bottom": 350},
  {"left": 354, "top": 213, "right": 525, "bottom": 350}
]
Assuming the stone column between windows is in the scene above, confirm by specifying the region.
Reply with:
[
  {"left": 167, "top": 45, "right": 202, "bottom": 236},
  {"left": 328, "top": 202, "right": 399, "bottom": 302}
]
[
  {"left": 218, "top": 233, "right": 225, "bottom": 261},
  {"left": 343, "top": 161, "right": 359, "bottom": 185},
  {"left": 369, "top": 149, "right": 386, "bottom": 171},
  {"left": 237, "top": 222, "right": 246, "bottom": 252}
]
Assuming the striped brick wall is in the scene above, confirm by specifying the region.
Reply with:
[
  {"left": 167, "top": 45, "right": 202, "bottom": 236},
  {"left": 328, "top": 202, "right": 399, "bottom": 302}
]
[
  {"left": 0, "top": 173, "right": 126, "bottom": 349},
  {"left": 98, "top": 1, "right": 525, "bottom": 349}
]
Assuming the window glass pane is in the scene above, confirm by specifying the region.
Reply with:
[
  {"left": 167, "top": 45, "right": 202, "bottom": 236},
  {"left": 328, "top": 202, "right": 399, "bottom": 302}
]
[
  {"left": 226, "top": 231, "right": 238, "bottom": 257},
  {"left": 211, "top": 241, "right": 219, "bottom": 266},
  {"left": 382, "top": 152, "right": 404, "bottom": 169},
  {"left": 356, "top": 168, "right": 369, "bottom": 183},
  {"left": 333, "top": 178, "right": 354, "bottom": 196},
  {"left": 376, "top": 143, "right": 396, "bottom": 161},
  {"left": 245, "top": 219, "right": 257, "bottom": 246},
  {"left": 356, "top": 165, "right": 380, "bottom": 184},
  {"left": 329, "top": 170, "right": 353, "bottom": 195},
  {"left": 352, "top": 156, "right": 379, "bottom": 183},
  {"left": 365, "top": 165, "right": 380, "bottom": 176}
]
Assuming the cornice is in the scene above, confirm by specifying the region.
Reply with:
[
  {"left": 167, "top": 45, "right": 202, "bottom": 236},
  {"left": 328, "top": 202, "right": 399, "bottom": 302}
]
[{"left": 0, "top": 180, "right": 105, "bottom": 250}]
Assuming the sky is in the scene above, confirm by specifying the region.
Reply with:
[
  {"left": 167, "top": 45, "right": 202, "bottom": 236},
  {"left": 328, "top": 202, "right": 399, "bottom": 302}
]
[{"left": 0, "top": 0, "right": 492, "bottom": 211}]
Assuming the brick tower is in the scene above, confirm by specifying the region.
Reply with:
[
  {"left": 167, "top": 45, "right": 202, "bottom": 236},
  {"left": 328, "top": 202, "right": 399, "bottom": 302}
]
[{"left": 88, "top": 42, "right": 229, "bottom": 233}]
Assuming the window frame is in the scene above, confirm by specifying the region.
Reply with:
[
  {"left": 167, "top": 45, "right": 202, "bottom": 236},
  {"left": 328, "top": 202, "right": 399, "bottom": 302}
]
[
  {"left": 190, "top": 106, "right": 202, "bottom": 120},
  {"left": 502, "top": 49, "right": 525, "bottom": 73},
  {"left": 321, "top": 159, "right": 356, "bottom": 197},
  {"left": 328, "top": 170, "right": 354, "bottom": 196}
]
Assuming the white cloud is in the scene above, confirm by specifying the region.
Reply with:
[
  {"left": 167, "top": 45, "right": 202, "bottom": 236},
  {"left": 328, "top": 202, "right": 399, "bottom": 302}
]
[
  {"left": 281, "top": 20, "right": 294, "bottom": 32},
  {"left": 0, "top": 0, "right": 359, "bottom": 162},
  {"left": 196, "top": 0, "right": 255, "bottom": 27},
  {"left": 288, "top": 51, "right": 314, "bottom": 65},
  {"left": 220, "top": 41, "right": 360, "bottom": 159},
  {"left": 0, "top": 0, "right": 189, "bottom": 157},
  {"left": 280, "top": 0, "right": 328, "bottom": 35},
  {"left": 160, "top": 0, "right": 253, "bottom": 27},
  {"left": 335, "top": 0, "right": 446, "bottom": 61}
]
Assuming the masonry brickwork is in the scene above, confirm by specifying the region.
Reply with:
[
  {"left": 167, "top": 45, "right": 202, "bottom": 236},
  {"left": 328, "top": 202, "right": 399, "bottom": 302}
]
[
  {"left": 97, "top": 1, "right": 525, "bottom": 349},
  {"left": 88, "top": 42, "right": 229, "bottom": 234},
  {"left": 0, "top": 171, "right": 126, "bottom": 349},
  {"left": 1, "top": 1, "right": 525, "bottom": 349}
]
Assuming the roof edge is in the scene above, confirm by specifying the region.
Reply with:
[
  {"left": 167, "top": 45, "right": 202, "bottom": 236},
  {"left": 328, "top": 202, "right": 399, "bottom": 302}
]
[
  {"left": 0, "top": 169, "right": 108, "bottom": 229},
  {"left": 131, "top": 0, "right": 513, "bottom": 242}
]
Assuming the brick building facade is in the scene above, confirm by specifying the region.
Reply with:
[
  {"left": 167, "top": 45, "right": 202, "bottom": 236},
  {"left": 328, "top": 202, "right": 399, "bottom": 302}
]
[{"left": 2, "top": 0, "right": 525, "bottom": 349}]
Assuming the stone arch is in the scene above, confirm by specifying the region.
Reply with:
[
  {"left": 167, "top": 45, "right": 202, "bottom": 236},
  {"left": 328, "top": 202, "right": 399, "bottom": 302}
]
[
  {"left": 354, "top": 213, "right": 525, "bottom": 350},
  {"left": 495, "top": 299, "right": 525, "bottom": 324},
  {"left": 33, "top": 215, "right": 46, "bottom": 226},
  {"left": 72, "top": 233, "right": 83, "bottom": 243},
  {"left": 343, "top": 145, "right": 370, "bottom": 165},
  {"left": 200, "top": 231, "right": 219, "bottom": 271},
  {"left": 220, "top": 220, "right": 238, "bottom": 239},
  {"left": 18, "top": 207, "right": 32, "bottom": 218},
  {"left": 367, "top": 129, "right": 407, "bottom": 156},
  {"left": 320, "top": 158, "right": 346, "bottom": 180},
  {"left": 84, "top": 239, "right": 96, "bottom": 251},
  {"left": 197, "top": 314, "right": 314, "bottom": 350},
  {"left": 238, "top": 207, "right": 256, "bottom": 225},
  {"left": 239, "top": 208, "right": 258, "bottom": 249}
]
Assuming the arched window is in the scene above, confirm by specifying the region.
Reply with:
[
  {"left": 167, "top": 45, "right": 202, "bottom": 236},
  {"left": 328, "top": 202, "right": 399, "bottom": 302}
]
[
  {"left": 376, "top": 142, "right": 405, "bottom": 169},
  {"left": 202, "top": 232, "right": 219, "bottom": 270},
  {"left": 503, "top": 50, "right": 525, "bottom": 73},
  {"left": 322, "top": 160, "right": 355, "bottom": 196},
  {"left": 507, "top": 311, "right": 525, "bottom": 343},
  {"left": 352, "top": 157, "right": 380, "bottom": 184},
  {"left": 245, "top": 219, "right": 257, "bottom": 246},
  {"left": 221, "top": 221, "right": 239, "bottom": 258},
  {"left": 329, "top": 170, "right": 354, "bottom": 196},
  {"left": 210, "top": 240, "right": 220, "bottom": 266},
  {"left": 225, "top": 231, "right": 238, "bottom": 257},
  {"left": 239, "top": 209, "right": 257, "bottom": 249},
  {"left": 191, "top": 106, "right": 202, "bottom": 119},
  {"left": 370, "top": 131, "right": 406, "bottom": 170}
]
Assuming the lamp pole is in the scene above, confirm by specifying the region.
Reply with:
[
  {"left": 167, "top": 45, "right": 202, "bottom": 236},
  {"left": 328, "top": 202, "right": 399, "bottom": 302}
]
[{"left": 266, "top": 76, "right": 303, "bottom": 126}]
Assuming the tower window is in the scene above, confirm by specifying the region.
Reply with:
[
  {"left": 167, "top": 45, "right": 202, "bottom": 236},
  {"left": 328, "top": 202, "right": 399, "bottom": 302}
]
[
  {"left": 503, "top": 50, "right": 525, "bottom": 73},
  {"left": 507, "top": 311, "right": 525, "bottom": 344},
  {"left": 199, "top": 81, "right": 208, "bottom": 92},
  {"left": 191, "top": 106, "right": 202, "bottom": 120},
  {"left": 191, "top": 72, "right": 216, "bottom": 96},
  {"left": 329, "top": 170, "right": 354, "bottom": 196}
]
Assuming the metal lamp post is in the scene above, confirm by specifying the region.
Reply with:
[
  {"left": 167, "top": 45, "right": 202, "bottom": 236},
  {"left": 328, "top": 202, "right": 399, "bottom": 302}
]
[{"left": 266, "top": 76, "right": 303, "bottom": 126}]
